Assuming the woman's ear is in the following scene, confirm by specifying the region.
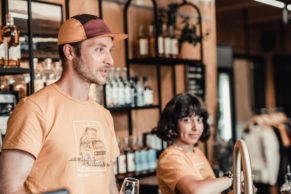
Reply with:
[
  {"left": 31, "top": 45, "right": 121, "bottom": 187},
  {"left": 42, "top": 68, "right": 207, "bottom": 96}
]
[{"left": 63, "top": 44, "right": 75, "bottom": 60}]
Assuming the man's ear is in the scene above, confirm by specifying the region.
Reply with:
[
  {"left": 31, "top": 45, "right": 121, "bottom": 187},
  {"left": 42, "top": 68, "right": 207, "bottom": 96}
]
[{"left": 63, "top": 44, "right": 75, "bottom": 60}]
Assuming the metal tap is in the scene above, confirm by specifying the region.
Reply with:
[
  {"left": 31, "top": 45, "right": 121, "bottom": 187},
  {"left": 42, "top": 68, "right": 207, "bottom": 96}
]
[{"left": 232, "top": 139, "right": 254, "bottom": 194}]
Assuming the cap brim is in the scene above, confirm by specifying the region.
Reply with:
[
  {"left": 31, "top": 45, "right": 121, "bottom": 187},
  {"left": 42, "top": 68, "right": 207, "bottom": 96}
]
[{"left": 98, "top": 33, "right": 128, "bottom": 42}]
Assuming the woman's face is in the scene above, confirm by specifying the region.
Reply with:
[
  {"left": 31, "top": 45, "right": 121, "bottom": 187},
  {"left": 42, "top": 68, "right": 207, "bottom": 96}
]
[{"left": 177, "top": 113, "right": 204, "bottom": 145}]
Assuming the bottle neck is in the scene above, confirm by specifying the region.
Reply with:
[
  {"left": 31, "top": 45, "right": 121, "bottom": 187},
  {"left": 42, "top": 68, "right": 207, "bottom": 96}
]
[{"left": 6, "top": 14, "right": 14, "bottom": 26}]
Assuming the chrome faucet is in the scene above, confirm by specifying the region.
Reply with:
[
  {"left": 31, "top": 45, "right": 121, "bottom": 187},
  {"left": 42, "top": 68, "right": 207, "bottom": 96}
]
[{"left": 232, "top": 139, "right": 254, "bottom": 194}]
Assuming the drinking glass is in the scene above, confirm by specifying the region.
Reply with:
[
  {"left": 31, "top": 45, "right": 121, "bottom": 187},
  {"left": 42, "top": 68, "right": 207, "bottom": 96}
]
[{"left": 119, "top": 177, "right": 139, "bottom": 194}]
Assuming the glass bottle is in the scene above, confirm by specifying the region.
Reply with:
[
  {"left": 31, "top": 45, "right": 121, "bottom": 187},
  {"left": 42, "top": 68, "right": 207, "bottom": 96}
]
[
  {"left": 280, "top": 165, "right": 291, "bottom": 194},
  {"left": 125, "top": 136, "right": 136, "bottom": 176},
  {"left": 13, "top": 75, "right": 26, "bottom": 99},
  {"left": 2, "top": 13, "right": 21, "bottom": 67},
  {"left": 33, "top": 58, "right": 44, "bottom": 92},
  {"left": 117, "top": 138, "right": 127, "bottom": 179},
  {"left": 122, "top": 67, "right": 131, "bottom": 107},
  {"left": 163, "top": 24, "right": 171, "bottom": 58},
  {"left": 136, "top": 76, "right": 144, "bottom": 107},
  {"left": 130, "top": 77, "right": 137, "bottom": 107},
  {"left": 148, "top": 24, "right": 156, "bottom": 57},
  {"left": 42, "top": 58, "right": 56, "bottom": 86},
  {"left": 143, "top": 76, "right": 153, "bottom": 105},
  {"left": 169, "top": 25, "right": 179, "bottom": 58},
  {"left": 157, "top": 24, "right": 165, "bottom": 57},
  {"left": 138, "top": 25, "right": 149, "bottom": 57}
]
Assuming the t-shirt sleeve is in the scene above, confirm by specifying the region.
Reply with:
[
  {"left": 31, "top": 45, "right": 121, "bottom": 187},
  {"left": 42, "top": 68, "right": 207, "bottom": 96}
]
[
  {"left": 105, "top": 110, "right": 120, "bottom": 162},
  {"left": 2, "top": 98, "right": 46, "bottom": 158},
  {"left": 157, "top": 151, "right": 200, "bottom": 192}
]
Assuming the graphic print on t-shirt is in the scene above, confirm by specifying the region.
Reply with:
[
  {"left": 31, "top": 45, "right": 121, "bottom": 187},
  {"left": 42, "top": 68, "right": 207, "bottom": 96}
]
[{"left": 71, "top": 120, "right": 109, "bottom": 173}]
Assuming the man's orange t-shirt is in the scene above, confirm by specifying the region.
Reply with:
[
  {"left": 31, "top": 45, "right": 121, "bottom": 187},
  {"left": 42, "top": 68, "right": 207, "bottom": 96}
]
[
  {"left": 157, "top": 146, "right": 215, "bottom": 194},
  {"left": 3, "top": 84, "right": 120, "bottom": 194}
]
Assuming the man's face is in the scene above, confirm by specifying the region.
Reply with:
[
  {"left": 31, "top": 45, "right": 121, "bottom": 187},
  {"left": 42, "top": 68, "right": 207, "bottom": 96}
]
[{"left": 73, "top": 36, "right": 114, "bottom": 85}]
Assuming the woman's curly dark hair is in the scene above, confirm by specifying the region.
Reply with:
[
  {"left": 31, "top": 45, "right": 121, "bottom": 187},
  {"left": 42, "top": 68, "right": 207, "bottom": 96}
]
[{"left": 153, "top": 93, "right": 210, "bottom": 144}]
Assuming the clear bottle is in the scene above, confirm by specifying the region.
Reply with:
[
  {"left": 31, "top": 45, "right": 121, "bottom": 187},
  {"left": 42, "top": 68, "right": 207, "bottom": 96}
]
[
  {"left": 125, "top": 136, "right": 136, "bottom": 176},
  {"left": 130, "top": 77, "right": 137, "bottom": 107},
  {"left": 116, "top": 67, "right": 125, "bottom": 107},
  {"left": 163, "top": 24, "right": 171, "bottom": 58},
  {"left": 169, "top": 25, "right": 179, "bottom": 58},
  {"left": 148, "top": 24, "right": 156, "bottom": 57},
  {"left": 42, "top": 58, "right": 56, "bottom": 86},
  {"left": 117, "top": 138, "right": 127, "bottom": 179},
  {"left": 157, "top": 24, "right": 165, "bottom": 57},
  {"left": 122, "top": 67, "right": 131, "bottom": 107},
  {"left": 105, "top": 67, "right": 115, "bottom": 107},
  {"left": 33, "top": 58, "right": 44, "bottom": 92},
  {"left": 138, "top": 25, "right": 149, "bottom": 57},
  {"left": 143, "top": 76, "right": 153, "bottom": 105},
  {"left": 145, "top": 133, "right": 157, "bottom": 172},
  {"left": 54, "top": 61, "right": 63, "bottom": 81},
  {"left": 280, "top": 165, "right": 291, "bottom": 194},
  {"left": 134, "top": 135, "right": 143, "bottom": 175},
  {"left": 2, "top": 13, "right": 21, "bottom": 67},
  {"left": 13, "top": 75, "right": 26, "bottom": 99},
  {"left": 136, "top": 76, "right": 144, "bottom": 107}
]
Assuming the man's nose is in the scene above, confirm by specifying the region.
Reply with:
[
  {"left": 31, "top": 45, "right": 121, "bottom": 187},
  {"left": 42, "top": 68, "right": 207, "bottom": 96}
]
[{"left": 105, "top": 50, "right": 114, "bottom": 66}]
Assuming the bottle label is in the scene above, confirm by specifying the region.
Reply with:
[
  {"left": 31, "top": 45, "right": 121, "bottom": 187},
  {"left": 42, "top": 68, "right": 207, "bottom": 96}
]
[
  {"left": 137, "top": 87, "right": 144, "bottom": 107},
  {"left": 117, "top": 85, "right": 124, "bottom": 106},
  {"left": 3, "top": 37, "right": 8, "bottom": 60},
  {"left": 105, "top": 84, "right": 113, "bottom": 107},
  {"left": 34, "top": 80, "right": 44, "bottom": 92},
  {"left": 158, "top": 36, "right": 164, "bottom": 55},
  {"left": 0, "top": 44, "right": 4, "bottom": 59},
  {"left": 171, "top": 39, "right": 179, "bottom": 56},
  {"left": 144, "top": 89, "right": 153, "bottom": 105},
  {"left": 127, "top": 152, "right": 135, "bottom": 172},
  {"left": 139, "top": 38, "right": 148, "bottom": 56},
  {"left": 124, "top": 85, "right": 131, "bottom": 105},
  {"left": 9, "top": 44, "right": 21, "bottom": 60},
  {"left": 164, "top": 38, "right": 171, "bottom": 56},
  {"left": 118, "top": 154, "right": 127, "bottom": 174},
  {"left": 134, "top": 151, "right": 142, "bottom": 173}
]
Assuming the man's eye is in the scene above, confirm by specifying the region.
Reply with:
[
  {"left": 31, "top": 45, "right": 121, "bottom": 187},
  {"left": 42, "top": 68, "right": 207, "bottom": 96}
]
[{"left": 96, "top": 47, "right": 104, "bottom": 52}]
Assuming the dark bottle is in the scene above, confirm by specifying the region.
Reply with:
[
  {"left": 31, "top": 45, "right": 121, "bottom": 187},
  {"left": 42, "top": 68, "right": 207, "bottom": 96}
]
[
  {"left": 148, "top": 24, "right": 156, "bottom": 57},
  {"left": 2, "top": 13, "right": 21, "bottom": 67}
]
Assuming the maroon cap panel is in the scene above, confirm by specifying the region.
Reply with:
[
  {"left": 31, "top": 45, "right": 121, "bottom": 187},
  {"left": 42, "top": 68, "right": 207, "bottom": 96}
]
[{"left": 83, "top": 19, "right": 111, "bottom": 38}]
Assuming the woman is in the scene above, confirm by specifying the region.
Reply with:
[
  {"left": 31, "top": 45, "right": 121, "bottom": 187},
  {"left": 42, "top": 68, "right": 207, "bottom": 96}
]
[{"left": 155, "top": 93, "right": 233, "bottom": 194}]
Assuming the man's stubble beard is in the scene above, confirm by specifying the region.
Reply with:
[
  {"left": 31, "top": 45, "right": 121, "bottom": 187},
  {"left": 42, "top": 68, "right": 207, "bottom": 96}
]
[{"left": 72, "top": 57, "right": 105, "bottom": 86}]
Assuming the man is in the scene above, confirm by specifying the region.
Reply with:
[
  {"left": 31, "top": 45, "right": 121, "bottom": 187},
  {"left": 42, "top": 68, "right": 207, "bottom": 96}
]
[{"left": 0, "top": 14, "right": 127, "bottom": 194}]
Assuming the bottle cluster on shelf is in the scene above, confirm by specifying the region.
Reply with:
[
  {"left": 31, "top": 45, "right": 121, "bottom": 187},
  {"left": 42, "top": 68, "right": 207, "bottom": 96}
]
[
  {"left": 115, "top": 133, "right": 167, "bottom": 179},
  {"left": 33, "top": 58, "right": 62, "bottom": 92},
  {"left": 105, "top": 67, "right": 154, "bottom": 108},
  {"left": 0, "top": 74, "right": 30, "bottom": 116},
  {"left": 0, "top": 12, "right": 21, "bottom": 68},
  {"left": 137, "top": 23, "right": 179, "bottom": 58}
]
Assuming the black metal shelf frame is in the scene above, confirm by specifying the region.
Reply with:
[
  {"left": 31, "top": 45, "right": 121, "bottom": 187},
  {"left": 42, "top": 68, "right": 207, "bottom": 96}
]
[
  {"left": 123, "top": 0, "right": 160, "bottom": 135},
  {"left": 123, "top": 0, "right": 205, "bottom": 135},
  {"left": 0, "top": 68, "right": 31, "bottom": 76},
  {"left": 107, "top": 104, "right": 160, "bottom": 112}
]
